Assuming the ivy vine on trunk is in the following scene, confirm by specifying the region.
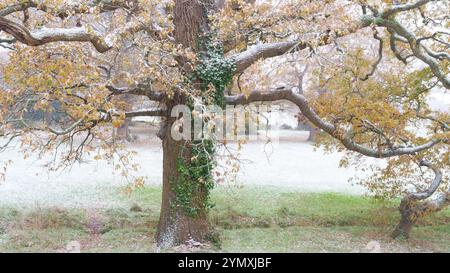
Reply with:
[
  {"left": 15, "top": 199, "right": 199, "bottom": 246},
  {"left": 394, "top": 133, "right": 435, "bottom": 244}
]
[{"left": 172, "top": 35, "right": 235, "bottom": 218}]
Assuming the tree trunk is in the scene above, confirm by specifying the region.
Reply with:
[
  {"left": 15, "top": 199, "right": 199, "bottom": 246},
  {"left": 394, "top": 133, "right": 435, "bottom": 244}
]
[
  {"left": 392, "top": 198, "right": 417, "bottom": 239},
  {"left": 115, "top": 118, "right": 131, "bottom": 141},
  {"left": 307, "top": 126, "right": 318, "bottom": 142},
  {"left": 296, "top": 113, "right": 318, "bottom": 142},
  {"left": 155, "top": 0, "right": 215, "bottom": 248},
  {"left": 156, "top": 117, "right": 210, "bottom": 248},
  {"left": 392, "top": 193, "right": 449, "bottom": 239}
]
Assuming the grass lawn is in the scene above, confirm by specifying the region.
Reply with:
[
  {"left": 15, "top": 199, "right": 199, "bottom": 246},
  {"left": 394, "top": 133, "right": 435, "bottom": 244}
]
[{"left": 0, "top": 185, "right": 449, "bottom": 253}]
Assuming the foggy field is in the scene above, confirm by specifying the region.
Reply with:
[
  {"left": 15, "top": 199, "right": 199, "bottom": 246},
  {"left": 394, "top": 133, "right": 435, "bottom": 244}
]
[{"left": 0, "top": 130, "right": 369, "bottom": 208}]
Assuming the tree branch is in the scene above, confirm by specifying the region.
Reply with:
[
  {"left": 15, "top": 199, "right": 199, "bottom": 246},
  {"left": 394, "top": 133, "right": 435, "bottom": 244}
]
[
  {"left": 0, "top": 16, "right": 148, "bottom": 53},
  {"left": 380, "top": 0, "right": 440, "bottom": 18},
  {"left": 0, "top": 16, "right": 111, "bottom": 52},
  {"left": 225, "top": 88, "right": 443, "bottom": 158},
  {"left": 0, "top": 0, "right": 137, "bottom": 18},
  {"left": 408, "top": 160, "right": 444, "bottom": 201},
  {"left": 229, "top": 40, "right": 307, "bottom": 75},
  {"left": 360, "top": 29, "right": 383, "bottom": 81},
  {"left": 362, "top": 15, "right": 450, "bottom": 89},
  {"left": 227, "top": 18, "right": 368, "bottom": 75},
  {"left": 106, "top": 81, "right": 165, "bottom": 101}
]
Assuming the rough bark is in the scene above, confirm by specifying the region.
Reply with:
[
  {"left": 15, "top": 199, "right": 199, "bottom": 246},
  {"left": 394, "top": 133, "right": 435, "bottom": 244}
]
[
  {"left": 155, "top": 0, "right": 213, "bottom": 248},
  {"left": 156, "top": 114, "right": 210, "bottom": 247},
  {"left": 392, "top": 198, "right": 421, "bottom": 239}
]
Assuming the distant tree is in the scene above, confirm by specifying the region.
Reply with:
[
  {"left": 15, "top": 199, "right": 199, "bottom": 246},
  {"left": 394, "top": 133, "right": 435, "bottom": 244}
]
[{"left": 0, "top": 0, "right": 448, "bottom": 246}]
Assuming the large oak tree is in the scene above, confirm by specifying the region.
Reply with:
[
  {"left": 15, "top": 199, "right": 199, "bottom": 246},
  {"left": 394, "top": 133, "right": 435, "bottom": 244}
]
[{"left": 0, "top": 0, "right": 449, "bottom": 247}]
